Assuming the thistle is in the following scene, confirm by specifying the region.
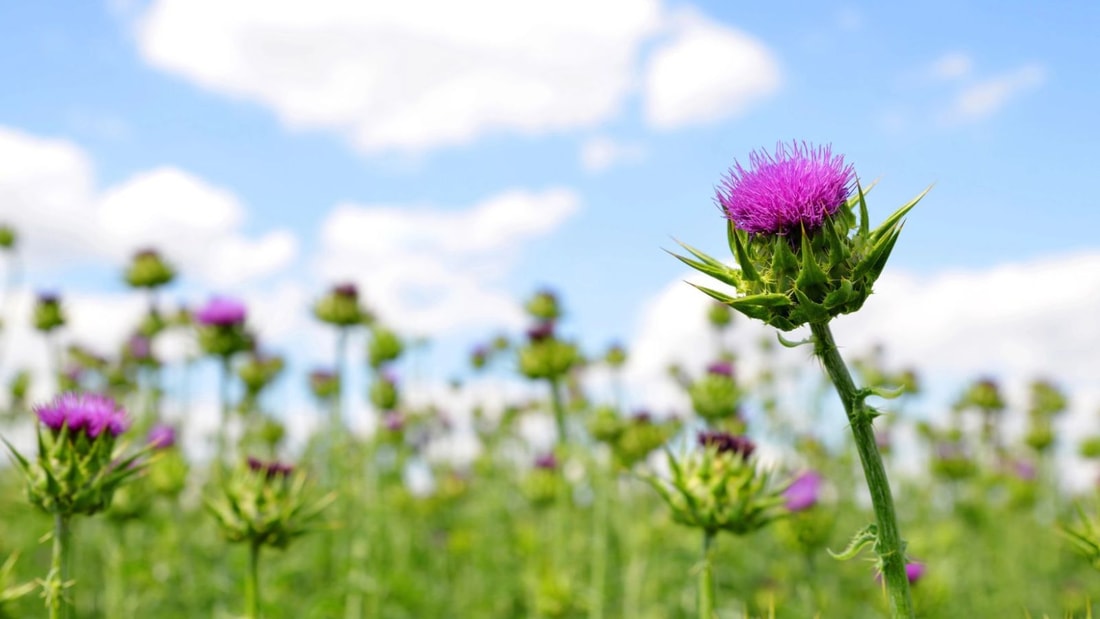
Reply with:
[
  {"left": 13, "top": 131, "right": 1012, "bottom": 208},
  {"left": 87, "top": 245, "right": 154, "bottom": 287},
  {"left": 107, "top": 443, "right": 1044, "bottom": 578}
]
[
  {"left": 646, "top": 432, "right": 788, "bottom": 619},
  {"left": 124, "top": 247, "right": 176, "bottom": 290},
  {"left": 206, "top": 457, "right": 334, "bottom": 619},
  {"left": 671, "top": 141, "right": 928, "bottom": 618},
  {"left": 3, "top": 392, "right": 145, "bottom": 619},
  {"left": 673, "top": 142, "right": 927, "bottom": 331}
]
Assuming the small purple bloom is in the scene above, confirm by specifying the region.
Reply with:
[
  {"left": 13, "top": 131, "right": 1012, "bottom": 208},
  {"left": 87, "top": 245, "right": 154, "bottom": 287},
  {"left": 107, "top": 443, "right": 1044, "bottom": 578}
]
[
  {"left": 195, "top": 296, "right": 247, "bottom": 327},
  {"left": 534, "top": 453, "right": 558, "bottom": 470},
  {"left": 129, "top": 335, "right": 152, "bottom": 360},
  {"left": 333, "top": 282, "right": 359, "bottom": 299},
  {"left": 906, "top": 562, "right": 926, "bottom": 584},
  {"left": 383, "top": 412, "right": 405, "bottom": 432},
  {"left": 34, "top": 392, "right": 129, "bottom": 439},
  {"left": 698, "top": 430, "right": 755, "bottom": 459},
  {"left": 247, "top": 456, "right": 294, "bottom": 479},
  {"left": 147, "top": 424, "right": 177, "bottom": 449},
  {"left": 784, "top": 471, "right": 823, "bottom": 512},
  {"left": 526, "top": 321, "right": 555, "bottom": 342},
  {"left": 1013, "top": 459, "right": 1037, "bottom": 481},
  {"left": 717, "top": 141, "right": 855, "bottom": 237},
  {"left": 706, "top": 360, "right": 733, "bottom": 378},
  {"left": 631, "top": 409, "right": 652, "bottom": 424}
]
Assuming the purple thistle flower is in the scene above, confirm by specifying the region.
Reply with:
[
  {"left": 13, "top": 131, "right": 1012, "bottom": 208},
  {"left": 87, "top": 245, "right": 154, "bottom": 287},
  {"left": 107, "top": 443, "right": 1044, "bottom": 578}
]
[
  {"left": 716, "top": 141, "right": 855, "bottom": 237},
  {"left": 147, "top": 424, "right": 177, "bottom": 449},
  {"left": 383, "top": 412, "right": 405, "bottom": 432},
  {"left": 129, "top": 335, "right": 152, "bottom": 360},
  {"left": 698, "top": 430, "right": 755, "bottom": 459},
  {"left": 906, "top": 562, "right": 926, "bottom": 584},
  {"left": 783, "top": 470, "right": 823, "bottom": 512},
  {"left": 195, "top": 296, "right": 247, "bottom": 327},
  {"left": 706, "top": 360, "right": 734, "bottom": 378},
  {"left": 333, "top": 282, "right": 359, "bottom": 299},
  {"left": 526, "top": 321, "right": 555, "bottom": 343},
  {"left": 534, "top": 452, "right": 558, "bottom": 470},
  {"left": 34, "top": 392, "right": 129, "bottom": 438},
  {"left": 247, "top": 456, "right": 294, "bottom": 479}
]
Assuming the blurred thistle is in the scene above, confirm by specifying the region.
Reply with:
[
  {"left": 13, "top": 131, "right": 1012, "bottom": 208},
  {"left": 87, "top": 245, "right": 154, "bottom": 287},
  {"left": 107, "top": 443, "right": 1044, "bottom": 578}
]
[
  {"left": 308, "top": 368, "right": 340, "bottom": 402},
  {"left": 525, "top": 287, "right": 561, "bottom": 322},
  {"left": 646, "top": 431, "right": 788, "bottom": 619},
  {"left": 0, "top": 224, "right": 16, "bottom": 250},
  {"left": 313, "top": 282, "right": 369, "bottom": 327},
  {"left": 688, "top": 360, "right": 743, "bottom": 427},
  {"left": 3, "top": 392, "right": 145, "bottom": 619},
  {"left": 33, "top": 292, "right": 65, "bottom": 333},
  {"left": 124, "top": 247, "right": 176, "bottom": 290},
  {"left": 207, "top": 457, "right": 334, "bottom": 619},
  {"left": 783, "top": 470, "right": 823, "bottom": 512},
  {"left": 195, "top": 296, "right": 251, "bottom": 358},
  {"left": 368, "top": 326, "right": 404, "bottom": 369}
]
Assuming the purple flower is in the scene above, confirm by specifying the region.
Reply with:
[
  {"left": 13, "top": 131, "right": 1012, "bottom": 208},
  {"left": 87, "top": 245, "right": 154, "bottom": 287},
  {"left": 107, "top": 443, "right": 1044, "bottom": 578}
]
[
  {"left": 195, "top": 296, "right": 247, "bottom": 327},
  {"left": 905, "top": 562, "right": 926, "bottom": 584},
  {"left": 876, "top": 562, "right": 925, "bottom": 585},
  {"left": 784, "top": 471, "right": 823, "bottom": 512},
  {"left": 706, "top": 360, "right": 733, "bottom": 378},
  {"left": 534, "top": 452, "right": 558, "bottom": 470},
  {"left": 526, "top": 321, "right": 555, "bottom": 343},
  {"left": 716, "top": 141, "right": 855, "bottom": 237},
  {"left": 34, "top": 392, "right": 129, "bottom": 439},
  {"left": 129, "top": 335, "right": 152, "bottom": 360},
  {"left": 383, "top": 412, "right": 405, "bottom": 432},
  {"left": 247, "top": 456, "right": 294, "bottom": 479},
  {"left": 147, "top": 424, "right": 177, "bottom": 449},
  {"left": 698, "top": 430, "right": 755, "bottom": 459},
  {"left": 333, "top": 282, "right": 359, "bottom": 299},
  {"left": 1012, "top": 459, "right": 1037, "bottom": 481}
]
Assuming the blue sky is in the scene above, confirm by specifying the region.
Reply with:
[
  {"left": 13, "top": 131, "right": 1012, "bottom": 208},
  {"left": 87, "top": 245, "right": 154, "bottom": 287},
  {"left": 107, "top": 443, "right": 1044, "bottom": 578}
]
[{"left": 1, "top": 1, "right": 1098, "bottom": 436}]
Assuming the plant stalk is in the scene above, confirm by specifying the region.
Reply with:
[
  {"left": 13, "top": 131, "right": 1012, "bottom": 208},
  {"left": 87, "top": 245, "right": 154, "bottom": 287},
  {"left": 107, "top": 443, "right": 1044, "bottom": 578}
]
[
  {"left": 245, "top": 539, "right": 261, "bottom": 619},
  {"left": 810, "top": 321, "right": 913, "bottom": 618},
  {"left": 548, "top": 377, "right": 567, "bottom": 447},
  {"left": 48, "top": 513, "right": 72, "bottom": 619},
  {"left": 698, "top": 530, "right": 716, "bottom": 619}
]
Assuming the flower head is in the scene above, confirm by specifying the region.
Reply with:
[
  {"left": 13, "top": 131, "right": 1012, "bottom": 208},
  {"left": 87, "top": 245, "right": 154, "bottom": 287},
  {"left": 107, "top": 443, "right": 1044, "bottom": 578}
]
[
  {"left": 783, "top": 470, "right": 823, "bottom": 512},
  {"left": 195, "top": 296, "right": 247, "bottom": 327},
  {"left": 698, "top": 430, "right": 755, "bottom": 459},
  {"left": 247, "top": 456, "right": 294, "bottom": 479},
  {"left": 147, "top": 424, "right": 177, "bottom": 449},
  {"left": 717, "top": 141, "right": 854, "bottom": 237},
  {"left": 34, "top": 392, "right": 129, "bottom": 439},
  {"left": 906, "top": 562, "right": 926, "bottom": 584},
  {"left": 706, "top": 360, "right": 734, "bottom": 377}
]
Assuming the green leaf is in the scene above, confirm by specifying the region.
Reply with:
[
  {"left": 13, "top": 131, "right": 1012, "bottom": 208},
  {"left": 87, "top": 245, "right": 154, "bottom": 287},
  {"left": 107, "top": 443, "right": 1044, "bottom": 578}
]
[
  {"left": 795, "top": 226, "right": 828, "bottom": 294},
  {"left": 729, "top": 224, "right": 761, "bottom": 283},
  {"left": 857, "top": 182, "right": 870, "bottom": 237},
  {"left": 829, "top": 523, "right": 879, "bottom": 561},
  {"left": 868, "top": 185, "right": 930, "bottom": 245}
]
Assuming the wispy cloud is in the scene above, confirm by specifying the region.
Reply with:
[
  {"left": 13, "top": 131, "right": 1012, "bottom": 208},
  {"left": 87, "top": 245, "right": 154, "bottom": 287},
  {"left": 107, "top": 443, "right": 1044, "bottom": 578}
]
[
  {"left": 928, "top": 52, "right": 973, "bottom": 81},
  {"left": 579, "top": 136, "right": 646, "bottom": 173},
  {"left": 941, "top": 62, "right": 1045, "bottom": 124}
]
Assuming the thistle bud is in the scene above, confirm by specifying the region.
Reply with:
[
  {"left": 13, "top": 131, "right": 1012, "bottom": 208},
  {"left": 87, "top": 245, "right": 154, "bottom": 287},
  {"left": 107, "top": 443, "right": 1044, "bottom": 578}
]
[
  {"left": 313, "top": 282, "right": 366, "bottom": 327},
  {"left": 124, "top": 248, "right": 176, "bottom": 289},
  {"left": 206, "top": 458, "right": 333, "bottom": 549},
  {"left": 0, "top": 224, "right": 16, "bottom": 250},
  {"left": 688, "top": 364, "right": 741, "bottom": 423},
  {"left": 525, "top": 288, "right": 561, "bottom": 322},
  {"left": 369, "top": 372, "right": 399, "bottom": 411},
  {"left": 518, "top": 338, "right": 579, "bottom": 381},
  {"left": 367, "top": 326, "right": 404, "bottom": 369},
  {"left": 646, "top": 431, "right": 785, "bottom": 536},
  {"left": 308, "top": 369, "right": 340, "bottom": 401},
  {"left": 195, "top": 297, "right": 251, "bottom": 358},
  {"left": 33, "top": 292, "right": 65, "bottom": 333}
]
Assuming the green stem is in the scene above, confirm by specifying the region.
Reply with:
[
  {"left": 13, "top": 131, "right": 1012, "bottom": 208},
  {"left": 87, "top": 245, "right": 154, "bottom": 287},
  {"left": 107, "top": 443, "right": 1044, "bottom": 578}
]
[
  {"left": 548, "top": 377, "right": 567, "bottom": 447},
  {"left": 698, "top": 530, "right": 716, "bottom": 619},
  {"left": 809, "top": 322, "right": 914, "bottom": 618},
  {"left": 333, "top": 327, "right": 348, "bottom": 430},
  {"left": 217, "top": 355, "right": 231, "bottom": 463},
  {"left": 588, "top": 463, "right": 609, "bottom": 619},
  {"left": 245, "top": 540, "right": 261, "bottom": 619},
  {"left": 48, "top": 513, "right": 72, "bottom": 619}
]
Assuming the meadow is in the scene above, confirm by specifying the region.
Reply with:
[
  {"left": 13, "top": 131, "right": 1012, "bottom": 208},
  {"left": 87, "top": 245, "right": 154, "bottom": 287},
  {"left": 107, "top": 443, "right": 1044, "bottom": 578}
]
[{"left": 0, "top": 197, "right": 1097, "bottom": 619}]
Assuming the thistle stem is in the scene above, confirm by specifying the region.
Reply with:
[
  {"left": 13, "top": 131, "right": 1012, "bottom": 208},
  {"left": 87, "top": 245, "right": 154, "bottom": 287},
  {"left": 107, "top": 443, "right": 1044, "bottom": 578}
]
[
  {"left": 245, "top": 539, "right": 261, "bottom": 619},
  {"left": 48, "top": 513, "right": 72, "bottom": 619},
  {"left": 333, "top": 327, "right": 348, "bottom": 430},
  {"left": 809, "top": 321, "right": 913, "bottom": 618},
  {"left": 548, "top": 377, "right": 567, "bottom": 447},
  {"left": 217, "top": 355, "right": 231, "bottom": 463},
  {"left": 698, "top": 530, "right": 716, "bottom": 619}
]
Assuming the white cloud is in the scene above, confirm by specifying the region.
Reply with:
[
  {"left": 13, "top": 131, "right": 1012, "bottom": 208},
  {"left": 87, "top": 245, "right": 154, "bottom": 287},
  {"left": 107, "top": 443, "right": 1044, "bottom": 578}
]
[
  {"left": 317, "top": 189, "right": 580, "bottom": 334},
  {"left": 928, "top": 52, "right": 973, "bottom": 81},
  {"left": 942, "top": 62, "right": 1045, "bottom": 124},
  {"left": 0, "top": 128, "right": 296, "bottom": 286},
  {"left": 134, "top": 0, "right": 661, "bottom": 153},
  {"left": 579, "top": 136, "right": 647, "bottom": 173},
  {"left": 643, "top": 11, "right": 781, "bottom": 129}
]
